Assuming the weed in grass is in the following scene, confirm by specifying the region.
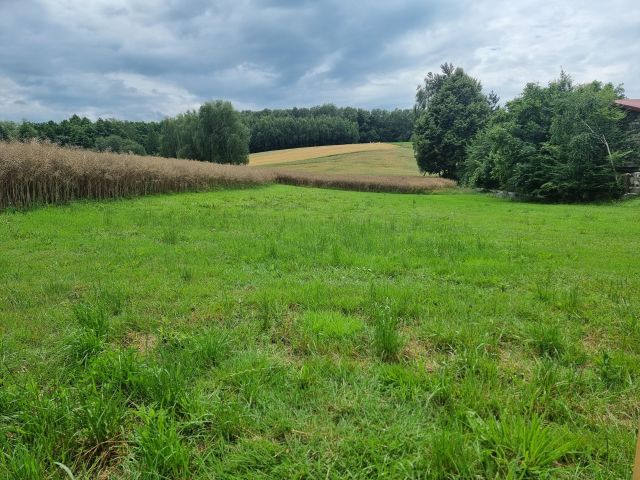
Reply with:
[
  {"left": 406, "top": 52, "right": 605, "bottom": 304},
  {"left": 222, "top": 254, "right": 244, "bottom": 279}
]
[
  {"left": 534, "top": 274, "right": 555, "bottom": 303},
  {"left": 180, "top": 328, "right": 230, "bottom": 369},
  {"left": 0, "top": 443, "right": 43, "bottom": 480},
  {"left": 470, "top": 413, "right": 577, "bottom": 478},
  {"left": 180, "top": 389, "right": 247, "bottom": 443},
  {"left": 427, "top": 429, "right": 479, "bottom": 478},
  {"left": 255, "top": 293, "right": 286, "bottom": 332},
  {"left": 73, "top": 302, "right": 109, "bottom": 338},
  {"left": 132, "top": 407, "right": 190, "bottom": 479},
  {"left": 529, "top": 323, "right": 566, "bottom": 359},
  {"left": 161, "top": 228, "right": 178, "bottom": 245},
  {"left": 180, "top": 267, "right": 194, "bottom": 283},
  {"left": 76, "top": 385, "right": 127, "bottom": 464},
  {"left": 598, "top": 351, "right": 629, "bottom": 389},
  {"left": 372, "top": 301, "right": 403, "bottom": 362},
  {"left": 65, "top": 302, "right": 111, "bottom": 365},
  {"left": 561, "top": 284, "right": 582, "bottom": 313},
  {"left": 377, "top": 363, "right": 428, "bottom": 401}
]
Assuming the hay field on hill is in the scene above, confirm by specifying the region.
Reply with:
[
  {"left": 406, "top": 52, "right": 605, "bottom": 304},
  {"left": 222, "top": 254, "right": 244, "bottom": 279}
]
[{"left": 249, "top": 142, "right": 419, "bottom": 176}]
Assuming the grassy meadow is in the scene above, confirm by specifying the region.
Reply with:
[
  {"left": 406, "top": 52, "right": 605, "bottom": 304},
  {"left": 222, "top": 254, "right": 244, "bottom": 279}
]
[{"left": 1, "top": 184, "right": 639, "bottom": 478}]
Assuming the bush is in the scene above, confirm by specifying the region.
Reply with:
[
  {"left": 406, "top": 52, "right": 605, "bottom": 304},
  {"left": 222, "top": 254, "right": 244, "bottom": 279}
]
[{"left": 463, "top": 73, "right": 628, "bottom": 202}]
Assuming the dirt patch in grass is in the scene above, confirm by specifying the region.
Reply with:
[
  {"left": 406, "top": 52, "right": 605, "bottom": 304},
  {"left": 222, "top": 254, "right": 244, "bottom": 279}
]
[{"left": 123, "top": 331, "right": 158, "bottom": 353}]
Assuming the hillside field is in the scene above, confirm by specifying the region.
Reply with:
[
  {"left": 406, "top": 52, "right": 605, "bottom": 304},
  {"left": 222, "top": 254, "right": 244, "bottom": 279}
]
[
  {"left": 1, "top": 185, "right": 639, "bottom": 478},
  {"left": 249, "top": 142, "right": 419, "bottom": 176}
]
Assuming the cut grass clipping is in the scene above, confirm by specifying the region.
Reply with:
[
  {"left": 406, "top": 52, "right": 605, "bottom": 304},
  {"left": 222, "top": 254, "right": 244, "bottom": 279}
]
[{"left": 1, "top": 183, "right": 639, "bottom": 478}]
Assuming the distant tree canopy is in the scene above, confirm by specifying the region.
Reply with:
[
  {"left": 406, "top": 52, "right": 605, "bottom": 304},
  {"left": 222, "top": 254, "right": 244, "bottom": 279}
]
[
  {"left": 462, "top": 72, "right": 629, "bottom": 202},
  {"left": 2, "top": 104, "right": 414, "bottom": 163},
  {"left": 241, "top": 106, "right": 413, "bottom": 152},
  {"left": 412, "top": 63, "right": 495, "bottom": 180}
]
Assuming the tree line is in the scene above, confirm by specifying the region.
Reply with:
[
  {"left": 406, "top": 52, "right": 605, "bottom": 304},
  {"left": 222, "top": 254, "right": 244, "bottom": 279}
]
[
  {"left": 412, "top": 63, "right": 640, "bottom": 201},
  {"left": 0, "top": 103, "right": 413, "bottom": 164}
]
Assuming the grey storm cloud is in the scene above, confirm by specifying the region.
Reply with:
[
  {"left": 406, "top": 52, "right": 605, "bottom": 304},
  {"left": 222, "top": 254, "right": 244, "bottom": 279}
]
[{"left": 0, "top": 0, "right": 638, "bottom": 121}]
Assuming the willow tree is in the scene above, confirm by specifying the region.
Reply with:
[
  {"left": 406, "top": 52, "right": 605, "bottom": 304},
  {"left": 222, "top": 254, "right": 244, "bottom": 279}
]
[{"left": 196, "top": 101, "right": 249, "bottom": 164}]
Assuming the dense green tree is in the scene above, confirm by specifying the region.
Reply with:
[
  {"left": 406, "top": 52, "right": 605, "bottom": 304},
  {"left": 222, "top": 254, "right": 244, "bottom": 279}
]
[
  {"left": 95, "top": 135, "right": 146, "bottom": 155},
  {"left": 145, "top": 129, "right": 161, "bottom": 156},
  {"left": 195, "top": 101, "right": 249, "bottom": 164},
  {"left": 18, "top": 122, "right": 38, "bottom": 141},
  {"left": 0, "top": 121, "right": 18, "bottom": 140},
  {"left": 412, "top": 63, "right": 492, "bottom": 179},
  {"left": 0, "top": 122, "right": 9, "bottom": 141},
  {"left": 463, "top": 73, "right": 627, "bottom": 201}
]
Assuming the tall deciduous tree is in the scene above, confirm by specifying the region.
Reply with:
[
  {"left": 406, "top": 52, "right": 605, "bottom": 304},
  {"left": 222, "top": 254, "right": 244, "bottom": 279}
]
[
  {"left": 196, "top": 101, "right": 249, "bottom": 164},
  {"left": 463, "top": 72, "right": 628, "bottom": 201},
  {"left": 412, "top": 63, "right": 492, "bottom": 179}
]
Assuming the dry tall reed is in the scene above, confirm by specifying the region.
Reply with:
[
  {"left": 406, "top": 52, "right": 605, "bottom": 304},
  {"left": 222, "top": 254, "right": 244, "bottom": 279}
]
[
  {"left": 0, "top": 141, "right": 273, "bottom": 209},
  {"left": 274, "top": 170, "right": 456, "bottom": 194},
  {"left": 0, "top": 142, "right": 455, "bottom": 209}
]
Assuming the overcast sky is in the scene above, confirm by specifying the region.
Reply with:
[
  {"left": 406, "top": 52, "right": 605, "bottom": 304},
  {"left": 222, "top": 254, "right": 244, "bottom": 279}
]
[{"left": 1, "top": 0, "right": 638, "bottom": 121}]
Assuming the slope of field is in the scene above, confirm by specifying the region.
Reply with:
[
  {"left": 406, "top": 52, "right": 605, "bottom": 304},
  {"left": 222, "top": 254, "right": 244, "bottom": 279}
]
[
  {"left": 1, "top": 186, "right": 639, "bottom": 478},
  {"left": 250, "top": 142, "right": 418, "bottom": 176}
]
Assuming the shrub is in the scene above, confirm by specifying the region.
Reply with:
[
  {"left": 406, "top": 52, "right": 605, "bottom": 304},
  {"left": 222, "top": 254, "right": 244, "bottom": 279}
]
[{"left": 463, "top": 73, "right": 628, "bottom": 202}]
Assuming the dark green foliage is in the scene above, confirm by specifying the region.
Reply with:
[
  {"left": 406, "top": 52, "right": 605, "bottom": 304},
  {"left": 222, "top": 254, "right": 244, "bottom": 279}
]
[
  {"left": 95, "top": 134, "right": 146, "bottom": 155},
  {"left": 3, "top": 104, "right": 414, "bottom": 162},
  {"left": 195, "top": 101, "right": 249, "bottom": 164},
  {"left": 17, "top": 122, "right": 38, "bottom": 141},
  {"left": 241, "top": 105, "right": 413, "bottom": 152},
  {"left": 245, "top": 113, "right": 359, "bottom": 152},
  {"left": 0, "top": 121, "right": 17, "bottom": 141},
  {"left": 158, "top": 102, "right": 249, "bottom": 164},
  {"left": 463, "top": 72, "right": 628, "bottom": 201},
  {"left": 412, "top": 63, "right": 493, "bottom": 179}
]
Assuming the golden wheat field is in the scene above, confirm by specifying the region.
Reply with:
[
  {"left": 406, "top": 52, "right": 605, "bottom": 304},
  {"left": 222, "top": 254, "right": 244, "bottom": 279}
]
[
  {"left": 249, "top": 143, "right": 397, "bottom": 166},
  {"left": 260, "top": 146, "right": 419, "bottom": 176}
]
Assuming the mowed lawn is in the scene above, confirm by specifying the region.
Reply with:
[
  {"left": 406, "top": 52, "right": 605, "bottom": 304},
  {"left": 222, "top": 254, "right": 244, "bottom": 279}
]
[
  {"left": 1, "top": 185, "right": 639, "bottom": 478},
  {"left": 249, "top": 142, "right": 419, "bottom": 176}
]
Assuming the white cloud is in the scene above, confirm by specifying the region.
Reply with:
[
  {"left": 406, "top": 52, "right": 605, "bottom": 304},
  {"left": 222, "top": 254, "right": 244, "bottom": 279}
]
[{"left": 0, "top": 0, "right": 638, "bottom": 120}]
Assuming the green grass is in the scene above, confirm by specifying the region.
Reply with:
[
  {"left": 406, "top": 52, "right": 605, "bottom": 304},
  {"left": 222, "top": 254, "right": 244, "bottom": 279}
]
[{"left": 1, "top": 185, "right": 639, "bottom": 478}]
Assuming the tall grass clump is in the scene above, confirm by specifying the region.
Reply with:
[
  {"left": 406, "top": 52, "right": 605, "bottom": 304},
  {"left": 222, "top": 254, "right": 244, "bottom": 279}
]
[
  {"left": 470, "top": 413, "right": 577, "bottom": 478},
  {"left": 0, "top": 141, "right": 273, "bottom": 209},
  {"left": 132, "top": 407, "right": 190, "bottom": 478},
  {"left": 372, "top": 302, "right": 403, "bottom": 362}
]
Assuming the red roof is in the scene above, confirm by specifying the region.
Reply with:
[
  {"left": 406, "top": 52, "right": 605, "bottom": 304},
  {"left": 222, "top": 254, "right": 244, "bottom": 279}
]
[{"left": 615, "top": 99, "right": 640, "bottom": 112}]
